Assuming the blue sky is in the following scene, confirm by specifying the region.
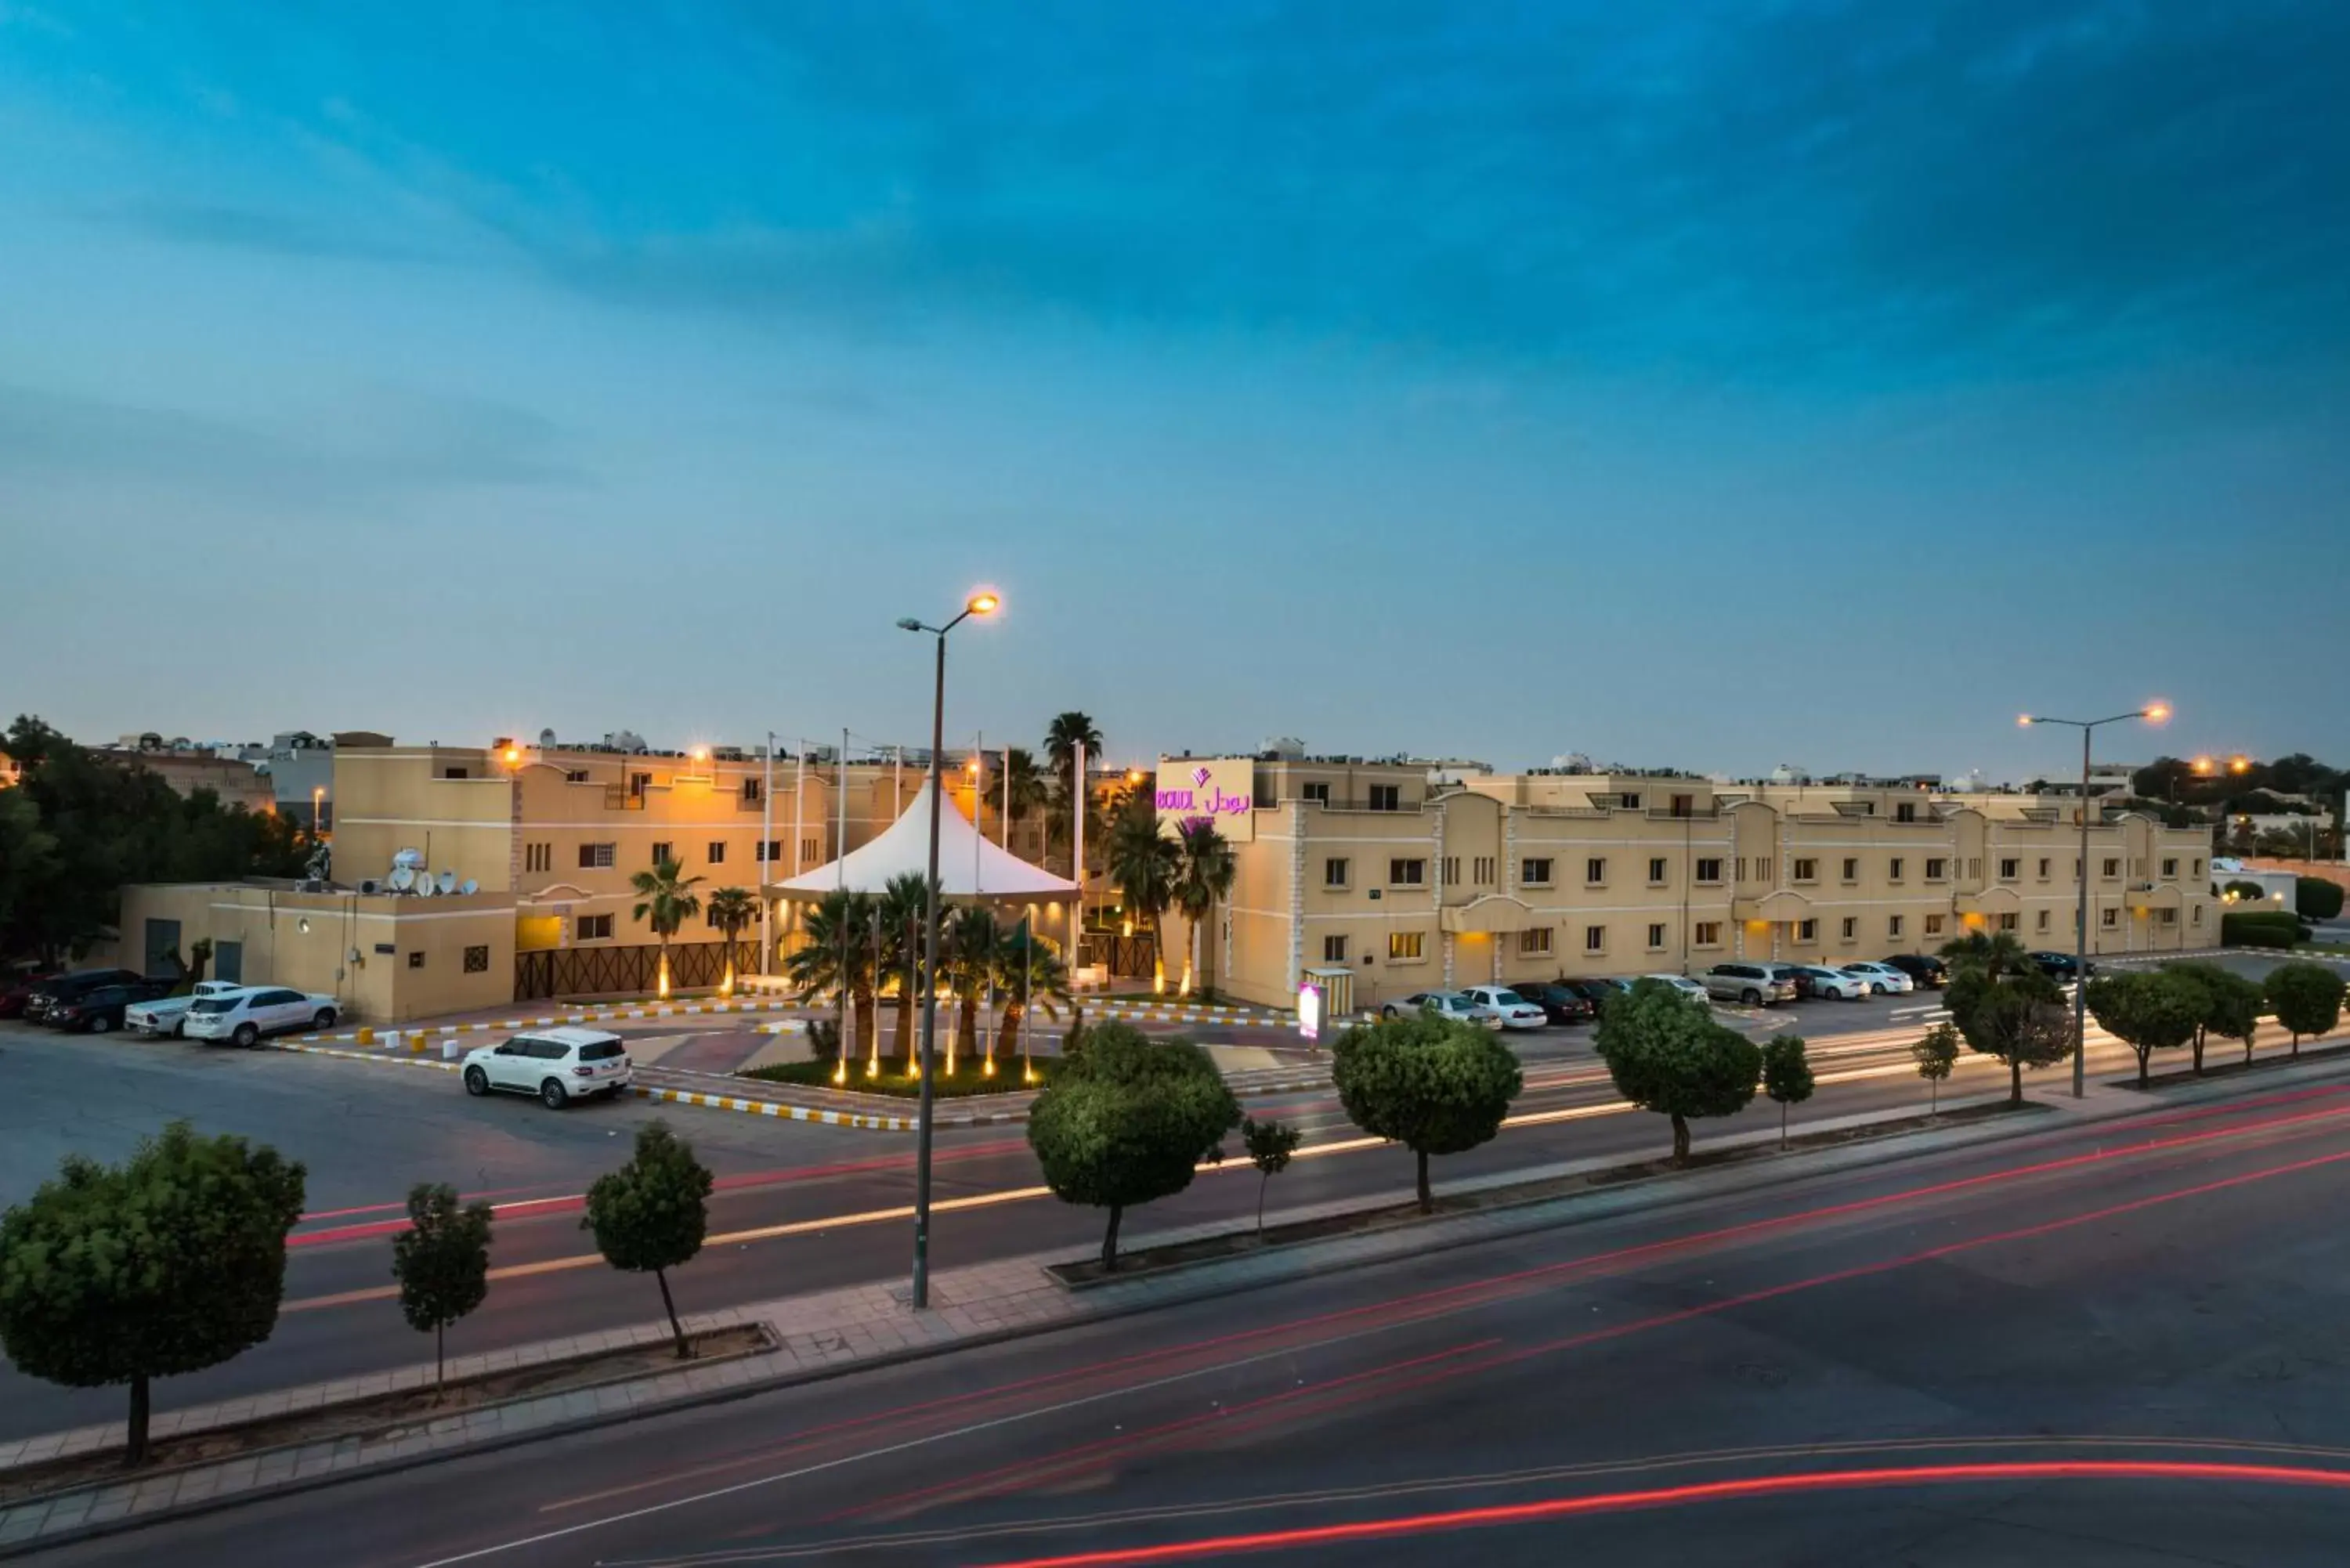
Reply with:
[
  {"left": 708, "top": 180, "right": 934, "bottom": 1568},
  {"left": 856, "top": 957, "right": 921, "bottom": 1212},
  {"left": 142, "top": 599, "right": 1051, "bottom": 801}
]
[{"left": 2, "top": 2, "right": 2344, "bottom": 779}]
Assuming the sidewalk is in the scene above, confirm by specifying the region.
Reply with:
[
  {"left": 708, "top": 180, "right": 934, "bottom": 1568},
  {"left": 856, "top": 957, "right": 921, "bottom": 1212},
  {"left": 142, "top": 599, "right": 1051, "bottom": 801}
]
[{"left": 13, "top": 1046, "right": 2340, "bottom": 1556}]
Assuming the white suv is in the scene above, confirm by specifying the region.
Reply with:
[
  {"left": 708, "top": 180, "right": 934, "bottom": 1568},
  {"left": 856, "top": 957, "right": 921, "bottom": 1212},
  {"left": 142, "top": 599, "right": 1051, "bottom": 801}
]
[
  {"left": 183, "top": 986, "right": 341, "bottom": 1046},
  {"left": 125, "top": 981, "right": 250, "bottom": 1038},
  {"left": 461, "top": 1027, "right": 633, "bottom": 1110}
]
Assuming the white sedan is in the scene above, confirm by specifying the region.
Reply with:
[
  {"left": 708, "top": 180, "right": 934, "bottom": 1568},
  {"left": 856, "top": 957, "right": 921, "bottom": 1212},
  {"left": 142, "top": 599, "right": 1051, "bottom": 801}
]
[
  {"left": 1461, "top": 985, "right": 1549, "bottom": 1030},
  {"left": 1640, "top": 974, "right": 1712, "bottom": 1003},
  {"left": 1382, "top": 991, "right": 1502, "bottom": 1028},
  {"left": 1840, "top": 962, "right": 1916, "bottom": 995},
  {"left": 125, "top": 981, "right": 249, "bottom": 1038},
  {"left": 1791, "top": 965, "right": 1871, "bottom": 1000},
  {"left": 183, "top": 986, "right": 342, "bottom": 1046}
]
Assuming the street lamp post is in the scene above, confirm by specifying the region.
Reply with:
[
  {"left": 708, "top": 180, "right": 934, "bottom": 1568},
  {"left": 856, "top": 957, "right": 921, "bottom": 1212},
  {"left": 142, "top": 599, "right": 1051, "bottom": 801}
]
[
  {"left": 898, "top": 591, "right": 1000, "bottom": 1310},
  {"left": 2019, "top": 702, "right": 2170, "bottom": 1097}
]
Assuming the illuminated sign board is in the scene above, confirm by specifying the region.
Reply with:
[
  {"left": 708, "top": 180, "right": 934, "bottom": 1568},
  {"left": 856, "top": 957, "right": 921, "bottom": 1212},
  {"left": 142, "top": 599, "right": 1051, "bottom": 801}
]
[
  {"left": 1154, "top": 758, "right": 1256, "bottom": 843},
  {"left": 1297, "top": 981, "right": 1323, "bottom": 1042}
]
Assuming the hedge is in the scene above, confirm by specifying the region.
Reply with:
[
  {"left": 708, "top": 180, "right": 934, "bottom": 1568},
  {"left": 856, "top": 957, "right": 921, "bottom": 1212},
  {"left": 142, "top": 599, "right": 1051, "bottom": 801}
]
[
  {"left": 2298, "top": 877, "right": 2345, "bottom": 922},
  {"left": 2222, "top": 911, "right": 2303, "bottom": 949}
]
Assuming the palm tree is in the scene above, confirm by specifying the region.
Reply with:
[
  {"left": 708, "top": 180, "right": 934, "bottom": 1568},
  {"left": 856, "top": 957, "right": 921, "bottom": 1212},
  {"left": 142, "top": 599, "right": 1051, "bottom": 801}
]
[
  {"left": 992, "top": 921, "right": 1070, "bottom": 1080},
  {"left": 1002, "top": 748, "right": 1053, "bottom": 858},
  {"left": 1043, "top": 712, "right": 1104, "bottom": 878},
  {"left": 1106, "top": 796, "right": 1180, "bottom": 992},
  {"left": 877, "top": 873, "right": 932, "bottom": 1073},
  {"left": 630, "top": 857, "right": 704, "bottom": 999},
  {"left": 1939, "top": 930, "right": 2032, "bottom": 985},
  {"left": 784, "top": 890, "right": 877, "bottom": 1066},
  {"left": 1171, "top": 818, "right": 1237, "bottom": 997},
  {"left": 703, "top": 886, "right": 757, "bottom": 995},
  {"left": 941, "top": 904, "right": 1000, "bottom": 1075}
]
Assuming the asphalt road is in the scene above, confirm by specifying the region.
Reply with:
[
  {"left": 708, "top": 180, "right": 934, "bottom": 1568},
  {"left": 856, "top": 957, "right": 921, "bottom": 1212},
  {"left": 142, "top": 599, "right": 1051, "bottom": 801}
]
[
  {"left": 32, "top": 1072, "right": 2350, "bottom": 1566},
  {"left": 4, "top": 983, "right": 2340, "bottom": 1445}
]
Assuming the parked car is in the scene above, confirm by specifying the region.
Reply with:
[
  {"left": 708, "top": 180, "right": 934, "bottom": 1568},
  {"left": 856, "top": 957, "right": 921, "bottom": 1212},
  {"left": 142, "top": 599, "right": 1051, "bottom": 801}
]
[
  {"left": 20, "top": 968, "right": 146, "bottom": 1025},
  {"left": 1640, "top": 973, "right": 1712, "bottom": 1003},
  {"left": 0, "top": 970, "right": 61, "bottom": 1019},
  {"left": 1381, "top": 991, "right": 1500, "bottom": 1028},
  {"left": 125, "top": 981, "right": 251, "bottom": 1039},
  {"left": 1461, "top": 985, "right": 1549, "bottom": 1030},
  {"left": 1788, "top": 964, "right": 1869, "bottom": 1001},
  {"left": 1840, "top": 961, "right": 1916, "bottom": 995},
  {"left": 1879, "top": 953, "right": 1948, "bottom": 988},
  {"left": 461, "top": 1028, "right": 634, "bottom": 1109},
  {"left": 1509, "top": 981, "right": 1596, "bottom": 1025},
  {"left": 1700, "top": 963, "right": 1798, "bottom": 1006},
  {"left": 2028, "top": 951, "right": 2098, "bottom": 981},
  {"left": 44, "top": 979, "right": 175, "bottom": 1035},
  {"left": 182, "top": 986, "right": 341, "bottom": 1047},
  {"left": 1557, "top": 977, "right": 1633, "bottom": 1014}
]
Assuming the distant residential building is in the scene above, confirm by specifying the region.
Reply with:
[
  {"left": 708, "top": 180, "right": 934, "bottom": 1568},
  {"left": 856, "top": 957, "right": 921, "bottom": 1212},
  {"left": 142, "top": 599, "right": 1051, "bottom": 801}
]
[{"left": 103, "top": 740, "right": 276, "bottom": 815}]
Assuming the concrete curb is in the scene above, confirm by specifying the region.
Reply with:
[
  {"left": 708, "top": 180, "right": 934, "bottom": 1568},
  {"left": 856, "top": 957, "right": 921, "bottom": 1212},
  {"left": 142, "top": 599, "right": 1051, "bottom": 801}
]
[{"left": 16, "top": 1048, "right": 2347, "bottom": 1558}]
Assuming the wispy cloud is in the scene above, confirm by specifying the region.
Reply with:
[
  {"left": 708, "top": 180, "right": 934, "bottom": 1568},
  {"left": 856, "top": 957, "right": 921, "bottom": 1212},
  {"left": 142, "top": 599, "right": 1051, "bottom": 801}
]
[{"left": 85, "top": 198, "right": 460, "bottom": 266}]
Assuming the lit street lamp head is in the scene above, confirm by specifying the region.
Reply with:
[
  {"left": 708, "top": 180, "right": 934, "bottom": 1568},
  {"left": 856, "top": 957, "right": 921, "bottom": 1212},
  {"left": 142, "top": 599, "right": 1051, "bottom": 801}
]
[
  {"left": 2018, "top": 714, "right": 2037, "bottom": 728},
  {"left": 2142, "top": 702, "right": 2171, "bottom": 724},
  {"left": 895, "top": 617, "right": 924, "bottom": 632},
  {"left": 966, "top": 591, "right": 1000, "bottom": 616}
]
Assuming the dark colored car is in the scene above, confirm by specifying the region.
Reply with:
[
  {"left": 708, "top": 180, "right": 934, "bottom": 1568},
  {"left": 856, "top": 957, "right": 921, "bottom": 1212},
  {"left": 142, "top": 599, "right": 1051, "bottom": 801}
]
[
  {"left": 1510, "top": 981, "right": 1597, "bottom": 1026},
  {"left": 20, "top": 968, "right": 146, "bottom": 1025},
  {"left": 0, "top": 971, "right": 62, "bottom": 1019},
  {"left": 45, "top": 979, "right": 173, "bottom": 1035},
  {"left": 2028, "top": 951, "right": 2098, "bottom": 981},
  {"left": 1880, "top": 953, "right": 1948, "bottom": 988},
  {"left": 1557, "top": 977, "right": 1632, "bottom": 1015}
]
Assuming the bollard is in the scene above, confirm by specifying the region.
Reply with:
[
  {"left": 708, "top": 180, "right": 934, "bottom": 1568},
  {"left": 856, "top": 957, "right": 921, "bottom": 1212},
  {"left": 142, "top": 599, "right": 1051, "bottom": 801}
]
[{"left": 356, "top": 1026, "right": 375, "bottom": 1047}]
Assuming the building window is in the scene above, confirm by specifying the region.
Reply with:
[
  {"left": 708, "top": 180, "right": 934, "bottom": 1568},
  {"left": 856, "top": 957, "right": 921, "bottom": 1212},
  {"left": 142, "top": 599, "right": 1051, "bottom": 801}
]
[
  {"left": 2038, "top": 858, "right": 2052, "bottom": 880},
  {"left": 1842, "top": 858, "right": 1860, "bottom": 882},
  {"left": 1999, "top": 858, "right": 2019, "bottom": 880},
  {"left": 1618, "top": 791, "right": 1643, "bottom": 810},
  {"left": 1473, "top": 857, "right": 1495, "bottom": 885},
  {"left": 650, "top": 841, "right": 673, "bottom": 865},
  {"left": 1734, "top": 858, "right": 1746, "bottom": 881},
  {"left": 754, "top": 839, "right": 783, "bottom": 862},
  {"left": 707, "top": 841, "right": 726, "bottom": 865},
  {"left": 741, "top": 777, "right": 762, "bottom": 803},
  {"left": 1388, "top": 931, "right": 1424, "bottom": 961},
  {"left": 577, "top": 913, "right": 614, "bottom": 940},
  {"left": 1792, "top": 858, "right": 1817, "bottom": 883},
  {"left": 1368, "top": 784, "right": 1401, "bottom": 812},
  {"left": 2193, "top": 905, "right": 2204, "bottom": 926},
  {"left": 1647, "top": 923, "right": 1668, "bottom": 950},
  {"left": 1648, "top": 857, "right": 1669, "bottom": 885},
  {"left": 1668, "top": 793, "right": 1694, "bottom": 818},
  {"left": 2161, "top": 857, "right": 2178, "bottom": 878},
  {"left": 564, "top": 768, "right": 590, "bottom": 784},
  {"left": 2157, "top": 907, "right": 2178, "bottom": 926},
  {"left": 1840, "top": 917, "right": 1857, "bottom": 941},
  {"left": 1585, "top": 857, "right": 1607, "bottom": 885},
  {"left": 1925, "top": 914, "right": 1946, "bottom": 937},
  {"left": 1584, "top": 925, "right": 1606, "bottom": 952},
  {"left": 525, "top": 843, "right": 551, "bottom": 874},
  {"left": 1755, "top": 858, "right": 1773, "bottom": 882},
  {"left": 2102, "top": 908, "right": 2119, "bottom": 928},
  {"left": 1925, "top": 858, "right": 1948, "bottom": 881},
  {"left": 2192, "top": 858, "right": 2204, "bottom": 879},
  {"left": 1695, "top": 858, "right": 1723, "bottom": 883},
  {"left": 2037, "top": 909, "right": 2051, "bottom": 930},
  {"left": 2102, "top": 858, "right": 2120, "bottom": 879},
  {"left": 1694, "top": 921, "right": 1723, "bottom": 948},
  {"left": 1797, "top": 918, "right": 1818, "bottom": 941},
  {"left": 801, "top": 837, "right": 820, "bottom": 865},
  {"left": 463, "top": 945, "right": 489, "bottom": 974},
  {"left": 1390, "top": 858, "right": 1426, "bottom": 887},
  {"left": 1523, "top": 858, "right": 1553, "bottom": 887},
  {"left": 1520, "top": 928, "right": 1553, "bottom": 956},
  {"left": 1888, "top": 915, "right": 1906, "bottom": 938},
  {"left": 441, "top": 767, "right": 469, "bottom": 780},
  {"left": 1895, "top": 800, "right": 1918, "bottom": 822},
  {"left": 1888, "top": 857, "right": 1905, "bottom": 882},
  {"left": 580, "top": 843, "right": 616, "bottom": 869},
  {"left": 1322, "top": 934, "right": 1348, "bottom": 963},
  {"left": 1325, "top": 857, "right": 1350, "bottom": 888},
  {"left": 1968, "top": 858, "right": 1983, "bottom": 880},
  {"left": 1301, "top": 781, "right": 1331, "bottom": 805},
  {"left": 407, "top": 950, "right": 425, "bottom": 968},
  {"left": 1442, "top": 856, "right": 1461, "bottom": 886},
  {"left": 1998, "top": 912, "right": 2019, "bottom": 931}
]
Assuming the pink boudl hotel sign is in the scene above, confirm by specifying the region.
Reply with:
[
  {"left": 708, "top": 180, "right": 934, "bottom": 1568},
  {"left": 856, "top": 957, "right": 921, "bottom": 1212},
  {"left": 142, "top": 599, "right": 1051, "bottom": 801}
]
[{"left": 1156, "top": 764, "right": 1251, "bottom": 822}]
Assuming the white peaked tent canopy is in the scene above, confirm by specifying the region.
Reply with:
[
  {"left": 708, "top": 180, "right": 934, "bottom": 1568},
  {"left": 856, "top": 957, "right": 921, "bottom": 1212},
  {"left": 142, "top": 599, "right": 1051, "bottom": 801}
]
[{"left": 769, "top": 779, "right": 1077, "bottom": 903}]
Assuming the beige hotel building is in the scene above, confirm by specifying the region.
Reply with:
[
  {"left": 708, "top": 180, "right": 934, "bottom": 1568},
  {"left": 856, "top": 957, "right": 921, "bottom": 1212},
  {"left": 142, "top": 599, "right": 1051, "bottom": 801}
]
[{"left": 1163, "top": 755, "right": 2218, "bottom": 1015}]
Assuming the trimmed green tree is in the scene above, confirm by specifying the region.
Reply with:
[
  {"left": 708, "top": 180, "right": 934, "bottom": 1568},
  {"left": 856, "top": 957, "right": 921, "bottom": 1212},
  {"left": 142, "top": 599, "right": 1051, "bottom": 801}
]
[
  {"left": 582, "top": 1122, "right": 714, "bottom": 1357},
  {"left": 2165, "top": 961, "right": 2265, "bottom": 1074},
  {"left": 1593, "top": 979, "right": 1762, "bottom": 1165},
  {"left": 2266, "top": 961, "right": 2347, "bottom": 1056},
  {"left": 1241, "top": 1116, "right": 1303, "bottom": 1237},
  {"left": 2084, "top": 971, "right": 2202, "bottom": 1088},
  {"left": 2222, "top": 879, "right": 2269, "bottom": 903},
  {"left": 0, "top": 1123, "right": 306, "bottom": 1465},
  {"left": 1760, "top": 1033, "right": 1813, "bottom": 1150},
  {"left": 391, "top": 1183, "right": 494, "bottom": 1398},
  {"left": 1330, "top": 1010, "right": 1524, "bottom": 1211},
  {"left": 2299, "top": 877, "right": 2345, "bottom": 921},
  {"left": 1026, "top": 1023, "right": 1239, "bottom": 1270},
  {"left": 1912, "top": 1021, "right": 1961, "bottom": 1113},
  {"left": 1942, "top": 934, "right": 2068, "bottom": 1104}
]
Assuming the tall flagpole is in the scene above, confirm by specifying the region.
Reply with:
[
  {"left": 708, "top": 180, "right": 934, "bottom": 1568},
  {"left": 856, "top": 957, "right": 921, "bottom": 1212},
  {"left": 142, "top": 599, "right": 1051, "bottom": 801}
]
[
  {"left": 1002, "top": 742, "right": 1011, "bottom": 850},
  {"left": 1072, "top": 738, "right": 1086, "bottom": 956},
  {"left": 761, "top": 732, "right": 775, "bottom": 975}
]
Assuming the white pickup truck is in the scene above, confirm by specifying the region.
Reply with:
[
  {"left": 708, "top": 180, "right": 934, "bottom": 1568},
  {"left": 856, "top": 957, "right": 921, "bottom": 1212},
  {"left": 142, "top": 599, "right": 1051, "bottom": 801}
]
[{"left": 125, "top": 981, "right": 250, "bottom": 1038}]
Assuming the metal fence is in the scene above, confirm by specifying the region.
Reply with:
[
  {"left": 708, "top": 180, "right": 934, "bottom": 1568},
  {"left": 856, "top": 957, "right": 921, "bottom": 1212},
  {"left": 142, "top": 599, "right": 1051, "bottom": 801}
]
[{"left": 513, "top": 940, "right": 760, "bottom": 1002}]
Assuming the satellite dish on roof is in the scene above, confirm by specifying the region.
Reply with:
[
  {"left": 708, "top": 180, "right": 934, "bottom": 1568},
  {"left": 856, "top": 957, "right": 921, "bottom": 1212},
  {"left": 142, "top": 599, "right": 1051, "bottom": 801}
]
[
  {"left": 436, "top": 871, "right": 457, "bottom": 894},
  {"left": 415, "top": 876, "right": 438, "bottom": 898},
  {"left": 459, "top": 879, "right": 479, "bottom": 895},
  {"left": 393, "top": 847, "right": 426, "bottom": 870},
  {"left": 387, "top": 866, "right": 416, "bottom": 892}
]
